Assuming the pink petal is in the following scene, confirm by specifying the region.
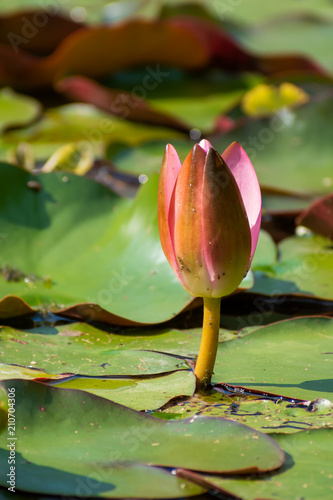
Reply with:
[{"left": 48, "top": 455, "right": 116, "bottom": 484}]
[
  {"left": 222, "top": 142, "right": 261, "bottom": 263},
  {"left": 173, "top": 144, "right": 212, "bottom": 295},
  {"left": 198, "top": 139, "right": 213, "bottom": 154},
  {"left": 157, "top": 144, "right": 182, "bottom": 274},
  {"left": 163, "top": 144, "right": 182, "bottom": 216}
]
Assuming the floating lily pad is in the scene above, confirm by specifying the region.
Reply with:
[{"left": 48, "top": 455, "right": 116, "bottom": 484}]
[
  {"left": 0, "top": 380, "right": 284, "bottom": 497},
  {"left": 0, "top": 325, "right": 188, "bottom": 376},
  {"left": 219, "top": 0, "right": 333, "bottom": 24},
  {"left": 213, "top": 96, "right": 333, "bottom": 196},
  {"left": 50, "top": 370, "right": 196, "bottom": 411},
  {"left": 0, "top": 88, "right": 41, "bottom": 134},
  {"left": 30, "top": 322, "right": 205, "bottom": 356},
  {"left": 251, "top": 235, "right": 333, "bottom": 300},
  {"left": 0, "top": 363, "right": 69, "bottom": 381},
  {"left": 296, "top": 193, "right": 333, "bottom": 240},
  {"left": 0, "top": 387, "right": 7, "bottom": 434},
  {"left": 144, "top": 71, "right": 251, "bottom": 131},
  {"left": 195, "top": 429, "right": 333, "bottom": 500},
  {"left": 0, "top": 104, "right": 182, "bottom": 161},
  {"left": 213, "top": 316, "right": 333, "bottom": 401},
  {"left": 107, "top": 138, "right": 192, "bottom": 176},
  {"left": 153, "top": 395, "right": 333, "bottom": 434},
  {"left": 262, "top": 191, "right": 313, "bottom": 214},
  {"left": 251, "top": 230, "right": 277, "bottom": 271},
  {"left": 0, "top": 164, "right": 192, "bottom": 323},
  {"left": 0, "top": 361, "right": 196, "bottom": 411},
  {"left": 234, "top": 14, "right": 333, "bottom": 73}
]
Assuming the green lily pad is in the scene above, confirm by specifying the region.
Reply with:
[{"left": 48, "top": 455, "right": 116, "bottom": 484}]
[
  {"left": 154, "top": 395, "right": 333, "bottom": 434},
  {"left": 107, "top": 138, "right": 192, "bottom": 176},
  {"left": 196, "top": 429, "right": 333, "bottom": 500},
  {"left": 234, "top": 15, "right": 333, "bottom": 73},
  {"left": 107, "top": 70, "right": 258, "bottom": 132},
  {"left": 262, "top": 191, "right": 313, "bottom": 214},
  {"left": 0, "top": 1, "right": 110, "bottom": 22},
  {"left": 0, "top": 363, "right": 69, "bottom": 381},
  {"left": 213, "top": 316, "right": 333, "bottom": 401},
  {"left": 0, "top": 322, "right": 231, "bottom": 411},
  {"left": 0, "top": 164, "right": 192, "bottom": 323},
  {"left": 219, "top": 0, "right": 333, "bottom": 25},
  {"left": 51, "top": 370, "right": 196, "bottom": 411},
  {"left": 0, "top": 319, "right": 238, "bottom": 376},
  {"left": 0, "top": 361, "right": 196, "bottom": 411},
  {"left": 148, "top": 86, "right": 243, "bottom": 132},
  {"left": 0, "top": 380, "right": 284, "bottom": 497},
  {"left": 0, "top": 88, "right": 41, "bottom": 134},
  {"left": 251, "top": 230, "right": 277, "bottom": 271},
  {"left": 0, "top": 387, "right": 7, "bottom": 435},
  {"left": 251, "top": 235, "right": 333, "bottom": 300},
  {"left": 213, "top": 96, "right": 333, "bottom": 197},
  {"left": 0, "top": 325, "right": 188, "bottom": 376},
  {"left": 0, "top": 451, "right": 203, "bottom": 499},
  {"left": 0, "top": 104, "right": 182, "bottom": 162},
  {"left": 30, "top": 322, "right": 205, "bottom": 356}
]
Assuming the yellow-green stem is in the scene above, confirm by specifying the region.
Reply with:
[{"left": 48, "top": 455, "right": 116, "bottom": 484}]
[{"left": 194, "top": 296, "right": 221, "bottom": 390}]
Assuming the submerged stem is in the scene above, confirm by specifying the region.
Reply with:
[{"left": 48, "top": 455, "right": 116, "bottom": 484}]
[{"left": 194, "top": 296, "right": 221, "bottom": 390}]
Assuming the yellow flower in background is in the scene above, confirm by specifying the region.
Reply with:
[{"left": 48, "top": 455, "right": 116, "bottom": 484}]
[{"left": 242, "top": 82, "right": 309, "bottom": 118}]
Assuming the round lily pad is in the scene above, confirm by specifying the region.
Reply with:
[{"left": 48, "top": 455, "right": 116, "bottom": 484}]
[
  {"left": 0, "top": 379, "right": 284, "bottom": 497},
  {"left": 0, "top": 164, "right": 192, "bottom": 323}
]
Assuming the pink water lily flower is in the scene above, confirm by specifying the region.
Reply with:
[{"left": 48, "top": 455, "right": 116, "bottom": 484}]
[{"left": 158, "top": 139, "right": 261, "bottom": 298}]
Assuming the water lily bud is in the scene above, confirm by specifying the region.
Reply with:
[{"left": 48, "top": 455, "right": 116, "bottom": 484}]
[{"left": 158, "top": 140, "right": 261, "bottom": 298}]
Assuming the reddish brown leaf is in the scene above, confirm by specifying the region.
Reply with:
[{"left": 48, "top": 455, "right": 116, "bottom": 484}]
[
  {"left": 0, "top": 18, "right": 208, "bottom": 89},
  {"left": 296, "top": 193, "right": 333, "bottom": 240},
  {"left": 0, "top": 14, "right": 330, "bottom": 90},
  {"left": 172, "top": 16, "right": 331, "bottom": 79},
  {"left": 0, "top": 9, "right": 83, "bottom": 56},
  {"left": 176, "top": 469, "right": 242, "bottom": 499},
  {"left": 57, "top": 298, "right": 200, "bottom": 326},
  {"left": 56, "top": 76, "right": 191, "bottom": 132},
  {"left": 0, "top": 295, "right": 34, "bottom": 319},
  {"left": 255, "top": 53, "right": 330, "bottom": 80}
]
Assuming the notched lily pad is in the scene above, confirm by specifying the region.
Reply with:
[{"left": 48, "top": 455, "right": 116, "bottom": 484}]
[{"left": 0, "top": 379, "right": 285, "bottom": 498}]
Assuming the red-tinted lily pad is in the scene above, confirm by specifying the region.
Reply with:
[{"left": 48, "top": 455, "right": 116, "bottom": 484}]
[{"left": 296, "top": 193, "right": 333, "bottom": 240}]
